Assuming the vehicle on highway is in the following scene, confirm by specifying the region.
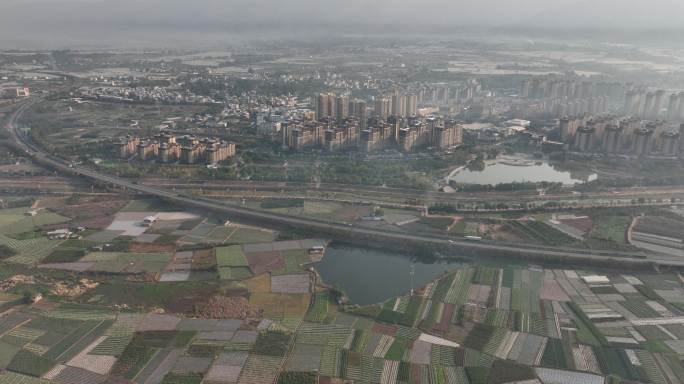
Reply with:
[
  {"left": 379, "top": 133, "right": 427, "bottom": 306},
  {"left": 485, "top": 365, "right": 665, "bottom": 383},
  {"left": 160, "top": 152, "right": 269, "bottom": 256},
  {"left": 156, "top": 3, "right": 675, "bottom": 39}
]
[{"left": 464, "top": 236, "right": 483, "bottom": 241}]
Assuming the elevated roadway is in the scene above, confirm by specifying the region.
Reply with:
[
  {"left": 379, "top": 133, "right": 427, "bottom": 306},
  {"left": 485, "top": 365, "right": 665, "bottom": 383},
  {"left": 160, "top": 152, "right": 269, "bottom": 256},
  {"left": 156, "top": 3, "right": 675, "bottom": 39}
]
[{"left": 5, "top": 100, "right": 684, "bottom": 268}]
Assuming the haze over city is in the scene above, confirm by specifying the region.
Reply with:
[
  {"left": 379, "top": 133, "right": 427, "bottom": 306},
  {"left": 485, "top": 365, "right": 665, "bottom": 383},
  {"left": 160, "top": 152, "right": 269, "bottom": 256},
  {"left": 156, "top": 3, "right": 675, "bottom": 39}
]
[
  {"left": 1, "top": 0, "right": 684, "bottom": 48},
  {"left": 2, "top": 1, "right": 684, "bottom": 384}
]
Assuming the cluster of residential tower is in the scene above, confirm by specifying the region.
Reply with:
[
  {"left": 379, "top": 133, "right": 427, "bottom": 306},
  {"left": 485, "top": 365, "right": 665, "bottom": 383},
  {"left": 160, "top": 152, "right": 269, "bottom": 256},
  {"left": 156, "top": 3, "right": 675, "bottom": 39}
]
[
  {"left": 278, "top": 91, "right": 464, "bottom": 153},
  {"left": 113, "top": 134, "right": 236, "bottom": 165},
  {"left": 559, "top": 116, "right": 684, "bottom": 156}
]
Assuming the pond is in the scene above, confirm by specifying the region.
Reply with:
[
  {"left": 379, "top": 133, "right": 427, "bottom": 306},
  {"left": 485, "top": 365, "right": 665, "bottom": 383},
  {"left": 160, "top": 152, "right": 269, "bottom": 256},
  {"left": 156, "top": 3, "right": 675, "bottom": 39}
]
[
  {"left": 449, "top": 159, "right": 597, "bottom": 185},
  {"left": 315, "top": 244, "right": 466, "bottom": 305}
]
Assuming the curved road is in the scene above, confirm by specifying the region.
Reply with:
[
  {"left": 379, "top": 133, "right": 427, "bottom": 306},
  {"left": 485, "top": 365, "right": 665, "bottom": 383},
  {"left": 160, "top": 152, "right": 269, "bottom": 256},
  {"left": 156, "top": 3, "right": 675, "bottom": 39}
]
[{"left": 6, "top": 100, "right": 683, "bottom": 268}]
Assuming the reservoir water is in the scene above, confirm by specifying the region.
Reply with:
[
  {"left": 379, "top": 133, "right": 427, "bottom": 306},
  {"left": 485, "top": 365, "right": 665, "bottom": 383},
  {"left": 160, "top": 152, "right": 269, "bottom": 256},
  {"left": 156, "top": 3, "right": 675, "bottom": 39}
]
[
  {"left": 449, "top": 161, "right": 597, "bottom": 185},
  {"left": 315, "top": 244, "right": 465, "bottom": 305}
]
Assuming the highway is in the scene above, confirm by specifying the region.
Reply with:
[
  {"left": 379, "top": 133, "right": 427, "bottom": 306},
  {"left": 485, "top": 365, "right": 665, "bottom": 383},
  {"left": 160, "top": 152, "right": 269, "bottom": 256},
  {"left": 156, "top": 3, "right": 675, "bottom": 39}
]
[
  {"left": 135, "top": 179, "right": 684, "bottom": 213},
  {"left": 136, "top": 178, "right": 684, "bottom": 205},
  {"left": 5, "top": 100, "right": 684, "bottom": 268},
  {"left": 3, "top": 176, "right": 682, "bottom": 214}
]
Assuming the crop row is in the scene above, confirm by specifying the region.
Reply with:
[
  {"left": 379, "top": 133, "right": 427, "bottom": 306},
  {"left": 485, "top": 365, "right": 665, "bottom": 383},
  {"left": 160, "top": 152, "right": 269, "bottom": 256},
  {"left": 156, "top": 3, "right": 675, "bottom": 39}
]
[{"left": 303, "top": 292, "right": 329, "bottom": 323}]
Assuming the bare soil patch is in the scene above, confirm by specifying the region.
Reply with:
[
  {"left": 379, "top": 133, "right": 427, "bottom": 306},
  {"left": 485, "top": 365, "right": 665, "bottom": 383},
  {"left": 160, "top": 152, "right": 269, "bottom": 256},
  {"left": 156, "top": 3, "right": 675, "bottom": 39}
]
[{"left": 195, "top": 296, "right": 262, "bottom": 320}]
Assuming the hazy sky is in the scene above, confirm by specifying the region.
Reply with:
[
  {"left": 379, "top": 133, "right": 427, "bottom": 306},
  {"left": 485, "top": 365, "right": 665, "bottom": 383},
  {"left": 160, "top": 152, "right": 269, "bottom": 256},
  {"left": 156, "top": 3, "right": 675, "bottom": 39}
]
[
  {"left": 1, "top": 0, "right": 681, "bottom": 21},
  {"left": 0, "top": 0, "right": 579, "bottom": 24},
  {"left": 1, "top": 0, "right": 681, "bottom": 27},
  {"left": 0, "top": 0, "right": 682, "bottom": 49}
]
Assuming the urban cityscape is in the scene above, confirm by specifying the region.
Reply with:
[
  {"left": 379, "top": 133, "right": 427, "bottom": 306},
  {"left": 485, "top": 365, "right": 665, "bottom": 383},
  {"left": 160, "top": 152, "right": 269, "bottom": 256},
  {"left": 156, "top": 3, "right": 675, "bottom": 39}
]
[{"left": 2, "top": 1, "right": 684, "bottom": 384}]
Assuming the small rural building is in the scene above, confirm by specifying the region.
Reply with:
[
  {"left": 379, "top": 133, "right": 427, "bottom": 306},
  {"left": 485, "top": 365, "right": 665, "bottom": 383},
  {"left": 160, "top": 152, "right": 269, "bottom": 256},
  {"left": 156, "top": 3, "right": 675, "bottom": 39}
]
[
  {"left": 143, "top": 216, "right": 158, "bottom": 226},
  {"left": 47, "top": 229, "right": 72, "bottom": 240}
]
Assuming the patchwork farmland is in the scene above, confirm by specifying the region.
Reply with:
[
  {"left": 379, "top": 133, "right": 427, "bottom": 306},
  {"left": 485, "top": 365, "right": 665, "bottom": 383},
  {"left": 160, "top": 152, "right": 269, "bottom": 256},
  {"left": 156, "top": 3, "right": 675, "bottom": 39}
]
[
  {"left": 4, "top": 262, "right": 684, "bottom": 383},
  {"left": 4, "top": 198, "right": 684, "bottom": 383}
]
